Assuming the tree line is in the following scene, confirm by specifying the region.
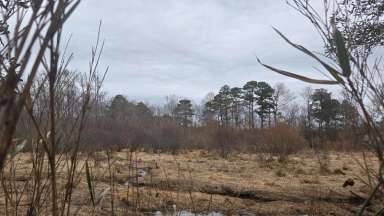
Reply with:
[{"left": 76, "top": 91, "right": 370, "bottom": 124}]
[{"left": 100, "top": 80, "right": 366, "bottom": 154}]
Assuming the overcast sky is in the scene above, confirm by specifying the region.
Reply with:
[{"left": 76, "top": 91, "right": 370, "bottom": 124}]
[{"left": 65, "top": 0, "right": 341, "bottom": 104}]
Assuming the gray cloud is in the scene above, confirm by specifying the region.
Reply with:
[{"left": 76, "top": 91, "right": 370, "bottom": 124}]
[{"left": 64, "top": 0, "right": 341, "bottom": 104}]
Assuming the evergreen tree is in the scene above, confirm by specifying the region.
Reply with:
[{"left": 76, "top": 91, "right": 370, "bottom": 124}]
[
  {"left": 230, "top": 87, "right": 243, "bottom": 127},
  {"left": 174, "top": 99, "right": 194, "bottom": 127},
  {"left": 310, "top": 89, "right": 341, "bottom": 130},
  {"left": 255, "top": 82, "right": 274, "bottom": 128},
  {"left": 217, "top": 85, "right": 232, "bottom": 127},
  {"left": 110, "top": 94, "right": 129, "bottom": 119},
  {"left": 243, "top": 81, "right": 258, "bottom": 128},
  {"left": 136, "top": 102, "right": 153, "bottom": 119}
]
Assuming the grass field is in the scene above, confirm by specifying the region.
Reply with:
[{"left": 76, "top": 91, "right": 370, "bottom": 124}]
[{"left": 0, "top": 150, "right": 381, "bottom": 215}]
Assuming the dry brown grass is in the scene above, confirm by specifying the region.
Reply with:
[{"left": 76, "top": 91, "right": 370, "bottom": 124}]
[{"left": 0, "top": 150, "right": 381, "bottom": 215}]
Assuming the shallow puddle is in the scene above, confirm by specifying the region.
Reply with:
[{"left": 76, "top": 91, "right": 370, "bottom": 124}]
[{"left": 153, "top": 210, "right": 223, "bottom": 216}]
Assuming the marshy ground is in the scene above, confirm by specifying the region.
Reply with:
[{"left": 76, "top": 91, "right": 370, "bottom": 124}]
[{"left": 1, "top": 150, "right": 381, "bottom": 215}]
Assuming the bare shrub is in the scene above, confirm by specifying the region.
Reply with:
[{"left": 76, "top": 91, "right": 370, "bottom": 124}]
[
  {"left": 153, "top": 120, "right": 183, "bottom": 154},
  {"left": 0, "top": 20, "right": 107, "bottom": 216},
  {"left": 0, "top": 0, "right": 81, "bottom": 171},
  {"left": 213, "top": 128, "right": 234, "bottom": 158},
  {"left": 201, "top": 126, "right": 254, "bottom": 158},
  {"left": 260, "top": 123, "right": 305, "bottom": 161}
]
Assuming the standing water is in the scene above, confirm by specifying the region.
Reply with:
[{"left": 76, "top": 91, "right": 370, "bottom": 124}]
[{"left": 153, "top": 210, "right": 223, "bottom": 216}]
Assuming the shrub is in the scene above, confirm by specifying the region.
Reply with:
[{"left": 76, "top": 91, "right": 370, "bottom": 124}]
[
  {"left": 260, "top": 123, "right": 305, "bottom": 161},
  {"left": 153, "top": 120, "right": 183, "bottom": 154}
]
